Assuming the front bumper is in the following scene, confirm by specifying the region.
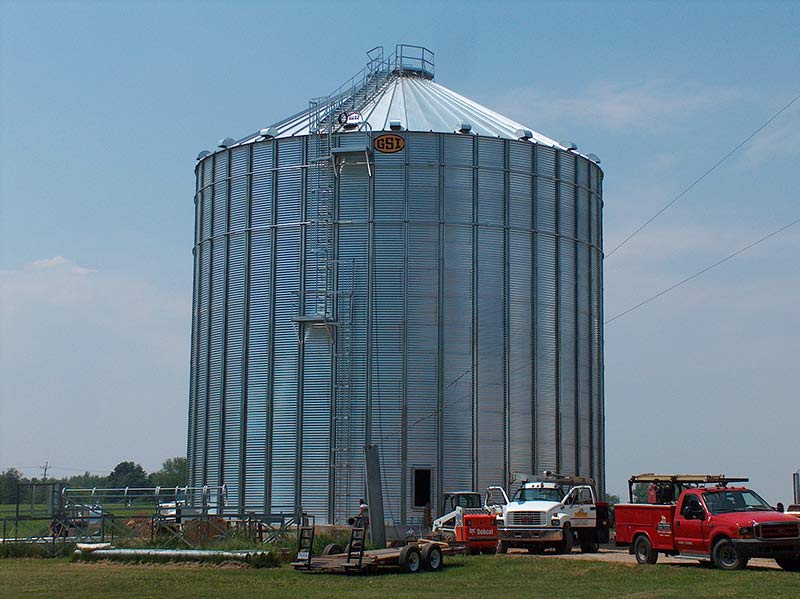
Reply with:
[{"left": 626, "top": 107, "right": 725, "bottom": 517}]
[
  {"left": 498, "top": 526, "right": 563, "bottom": 542},
  {"left": 731, "top": 538, "right": 800, "bottom": 558}
]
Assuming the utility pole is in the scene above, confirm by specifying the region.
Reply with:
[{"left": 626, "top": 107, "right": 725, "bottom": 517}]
[{"left": 41, "top": 461, "right": 49, "bottom": 482}]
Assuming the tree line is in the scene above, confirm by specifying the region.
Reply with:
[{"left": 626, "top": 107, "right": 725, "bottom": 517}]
[{"left": 0, "top": 458, "right": 186, "bottom": 504}]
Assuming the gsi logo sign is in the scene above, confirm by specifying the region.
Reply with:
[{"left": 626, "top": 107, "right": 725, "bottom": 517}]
[{"left": 373, "top": 133, "right": 405, "bottom": 154}]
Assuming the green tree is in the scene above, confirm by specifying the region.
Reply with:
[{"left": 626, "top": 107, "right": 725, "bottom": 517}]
[
  {"left": 106, "top": 461, "right": 150, "bottom": 489},
  {"left": 65, "top": 472, "right": 108, "bottom": 489},
  {"left": 150, "top": 457, "right": 186, "bottom": 488},
  {"left": 605, "top": 493, "right": 621, "bottom": 505},
  {"left": 632, "top": 483, "right": 649, "bottom": 504},
  {"left": 0, "top": 468, "right": 25, "bottom": 504}
]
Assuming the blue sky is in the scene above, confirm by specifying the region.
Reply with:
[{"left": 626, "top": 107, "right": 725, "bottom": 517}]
[{"left": 1, "top": 1, "right": 798, "bottom": 502}]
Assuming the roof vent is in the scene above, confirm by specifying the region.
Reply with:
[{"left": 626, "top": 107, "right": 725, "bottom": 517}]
[
  {"left": 389, "top": 120, "right": 403, "bottom": 131},
  {"left": 458, "top": 122, "right": 473, "bottom": 134},
  {"left": 587, "top": 153, "right": 601, "bottom": 164},
  {"left": 516, "top": 129, "right": 533, "bottom": 140},
  {"left": 196, "top": 150, "right": 211, "bottom": 161},
  {"left": 259, "top": 127, "right": 278, "bottom": 139},
  {"left": 218, "top": 137, "right": 236, "bottom": 149},
  {"left": 562, "top": 141, "right": 578, "bottom": 151}
]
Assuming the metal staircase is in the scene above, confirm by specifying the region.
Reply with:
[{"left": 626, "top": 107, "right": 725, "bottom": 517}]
[{"left": 294, "top": 45, "right": 435, "bottom": 523}]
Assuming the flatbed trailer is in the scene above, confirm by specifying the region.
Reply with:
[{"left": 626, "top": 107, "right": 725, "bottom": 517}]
[
  {"left": 291, "top": 519, "right": 452, "bottom": 575},
  {"left": 291, "top": 539, "right": 453, "bottom": 575}
]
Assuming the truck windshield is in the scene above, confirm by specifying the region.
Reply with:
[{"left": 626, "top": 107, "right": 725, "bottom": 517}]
[
  {"left": 703, "top": 490, "right": 772, "bottom": 514},
  {"left": 512, "top": 488, "right": 563, "bottom": 502}
]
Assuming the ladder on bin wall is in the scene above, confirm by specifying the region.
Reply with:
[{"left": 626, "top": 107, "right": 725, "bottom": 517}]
[
  {"left": 299, "top": 45, "right": 391, "bottom": 325},
  {"left": 297, "top": 46, "right": 394, "bottom": 522}
]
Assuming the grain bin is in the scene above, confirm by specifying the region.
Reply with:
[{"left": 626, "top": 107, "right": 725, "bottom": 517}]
[{"left": 187, "top": 45, "right": 604, "bottom": 524}]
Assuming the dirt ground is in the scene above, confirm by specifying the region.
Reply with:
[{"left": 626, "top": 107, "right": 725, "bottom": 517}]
[{"left": 505, "top": 545, "right": 781, "bottom": 570}]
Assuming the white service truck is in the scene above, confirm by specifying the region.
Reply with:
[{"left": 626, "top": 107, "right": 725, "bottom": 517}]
[{"left": 487, "top": 472, "right": 611, "bottom": 554}]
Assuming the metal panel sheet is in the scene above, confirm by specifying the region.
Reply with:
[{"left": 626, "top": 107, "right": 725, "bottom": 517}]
[
  {"left": 300, "top": 325, "right": 332, "bottom": 521},
  {"left": 408, "top": 133, "right": 439, "bottom": 164},
  {"left": 477, "top": 169, "right": 503, "bottom": 226},
  {"left": 576, "top": 243, "right": 591, "bottom": 477},
  {"left": 558, "top": 238, "right": 576, "bottom": 474},
  {"left": 508, "top": 230, "right": 533, "bottom": 477},
  {"left": 405, "top": 223, "right": 439, "bottom": 520},
  {"left": 477, "top": 228, "right": 504, "bottom": 489},
  {"left": 270, "top": 227, "right": 300, "bottom": 513},
  {"left": 536, "top": 177, "right": 556, "bottom": 234},
  {"left": 372, "top": 224, "right": 405, "bottom": 523},
  {"left": 443, "top": 167, "right": 472, "bottom": 223},
  {"left": 245, "top": 230, "right": 271, "bottom": 511},
  {"left": 223, "top": 233, "right": 246, "bottom": 507},
  {"left": 408, "top": 165, "right": 439, "bottom": 221},
  {"left": 374, "top": 165, "right": 405, "bottom": 221},
  {"left": 206, "top": 238, "right": 226, "bottom": 488},
  {"left": 441, "top": 224, "right": 473, "bottom": 492},
  {"left": 534, "top": 235, "right": 557, "bottom": 472}
]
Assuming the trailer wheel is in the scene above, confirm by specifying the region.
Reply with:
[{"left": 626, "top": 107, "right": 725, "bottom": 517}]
[
  {"left": 322, "top": 543, "right": 344, "bottom": 556},
  {"left": 421, "top": 544, "right": 444, "bottom": 571},
  {"left": 775, "top": 556, "right": 800, "bottom": 572},
  {"left": 555, "top": 525, "right": 573, "bottom": 554},
  {"left": 633, "top": 535, "right": 658, "bottom": 565},
  {"left": 398, "top": 545, "right": 422, "bottom": 573},
  {"left": 712, "top": 539, "right": 747, "bottom": 571}
]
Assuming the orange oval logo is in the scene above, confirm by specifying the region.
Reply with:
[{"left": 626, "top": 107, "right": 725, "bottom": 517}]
[{"left": 373, "top": 133, "right": 405, "bottom": 154}]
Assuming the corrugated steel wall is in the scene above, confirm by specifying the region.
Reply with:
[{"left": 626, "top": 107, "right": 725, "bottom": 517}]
[{"left": 187, "top": 131, "right": 605, "bottom": 522}]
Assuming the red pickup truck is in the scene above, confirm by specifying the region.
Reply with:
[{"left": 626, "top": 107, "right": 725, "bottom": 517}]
[{"left": 615, "top": 474, "right": 800, "bottom": 571}]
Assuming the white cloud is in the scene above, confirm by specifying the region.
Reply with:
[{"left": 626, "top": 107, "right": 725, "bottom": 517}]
[
  {"left": 736, "top": 104, "right": 800, "bottom": 168},
  {"left": 29, "top": 255, "right": 96, "bottom": 275},
  {"left": 495, "top": 79, "right": 745, "bottom": 133}
]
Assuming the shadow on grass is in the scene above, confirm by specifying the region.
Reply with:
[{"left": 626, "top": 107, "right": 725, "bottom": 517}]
[{"left": 290, "top": 560, "right": 467, "bottom": 578}]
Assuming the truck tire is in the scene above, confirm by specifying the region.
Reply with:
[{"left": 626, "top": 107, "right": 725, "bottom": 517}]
[
  {"left": 421, "top": 544, "right": 444, "bottom": 571},
  {"left": 633, "top": 535, "right": 658, "bottom": 565},
  {"left": 775, "top": 556, "right": 800, "bottom": 572},
  {"left": 322, "top": 543, "right": 344, "bottom": 556},
  {"left": 579, "top": 529, "right": 599, "bottom": 553},
  {"left": 398, "top": 545, "right": 422, "bottom": 573},
  {"left": 712, "top": 538, "right": 747, "bottom": 571},
  {"left": 581, "top": 540, "right": 600, "bottom": 553},
  {"left": 555, "top": 524, "right": 574, "bottom": 554},
  {"left": 497, "top": 540, "right": 508, "bottom": 554}
]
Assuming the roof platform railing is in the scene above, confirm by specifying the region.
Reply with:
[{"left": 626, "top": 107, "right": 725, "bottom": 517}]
[{"left": 394, "top": 44, "right": 434, "bottom": 79}]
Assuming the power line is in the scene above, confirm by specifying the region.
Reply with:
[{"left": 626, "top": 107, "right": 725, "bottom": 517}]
[
  {"left": 605, "top": 92, "right": 800, "bottom": 259},
  {"left": 605, "top": 217, "right": 800, "bottom": 325}
]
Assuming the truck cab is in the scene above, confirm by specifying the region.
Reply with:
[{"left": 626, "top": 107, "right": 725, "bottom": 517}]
[
  {"left": 615, "top": 474, "right": 800, "bottom": 571},
  {"left": 488, "top": 472, "right": 610, "bottom": 554}
]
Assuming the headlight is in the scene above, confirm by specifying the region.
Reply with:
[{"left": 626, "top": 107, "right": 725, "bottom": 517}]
[
  {"left": 738, "top": 526, "right": 754, "bottom": 538},
  {"left": 551, "top": 518, "right": 560, "bottom": 527}
]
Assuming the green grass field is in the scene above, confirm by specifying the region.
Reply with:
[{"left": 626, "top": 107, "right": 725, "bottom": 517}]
[{"left": 2, "top": 554, "right": 799, "bottom": 599}]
